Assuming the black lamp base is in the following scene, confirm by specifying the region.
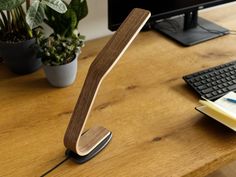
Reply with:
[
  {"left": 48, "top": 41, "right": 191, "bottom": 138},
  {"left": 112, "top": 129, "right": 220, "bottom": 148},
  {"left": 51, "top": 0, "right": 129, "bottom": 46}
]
[{"left": 65, "top": 132, "right": 112, "bottom": 164}]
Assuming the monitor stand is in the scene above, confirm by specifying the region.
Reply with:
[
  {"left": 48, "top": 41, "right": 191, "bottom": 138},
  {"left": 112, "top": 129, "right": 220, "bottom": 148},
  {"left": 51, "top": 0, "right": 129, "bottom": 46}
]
[{"left": 153, "top": 11, "right": 229, "bottom": 46}]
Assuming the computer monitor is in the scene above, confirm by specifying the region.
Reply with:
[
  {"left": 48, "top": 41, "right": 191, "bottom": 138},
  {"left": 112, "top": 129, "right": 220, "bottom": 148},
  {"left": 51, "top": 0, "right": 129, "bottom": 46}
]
[{"left": 108, "top": 0, "right": 235, "bottom": 46}]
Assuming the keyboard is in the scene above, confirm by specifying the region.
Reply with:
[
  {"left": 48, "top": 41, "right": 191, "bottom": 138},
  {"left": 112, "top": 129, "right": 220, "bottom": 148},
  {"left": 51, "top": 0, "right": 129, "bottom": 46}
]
[{"left": 183, "top": 60, "right": 236, "bottom": 100}]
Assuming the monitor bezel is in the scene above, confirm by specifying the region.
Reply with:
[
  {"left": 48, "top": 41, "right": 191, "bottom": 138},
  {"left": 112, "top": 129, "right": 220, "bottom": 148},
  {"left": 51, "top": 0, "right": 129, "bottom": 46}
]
[{"left": 108, "top": 0, "right": 235, "bottom": 31}]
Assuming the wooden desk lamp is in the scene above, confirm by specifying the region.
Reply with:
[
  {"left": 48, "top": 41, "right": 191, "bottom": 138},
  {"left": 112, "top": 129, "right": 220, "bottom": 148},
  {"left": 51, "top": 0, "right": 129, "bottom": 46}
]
[{"left": 64, "top": 8, "right": 151, "bottom": 163}]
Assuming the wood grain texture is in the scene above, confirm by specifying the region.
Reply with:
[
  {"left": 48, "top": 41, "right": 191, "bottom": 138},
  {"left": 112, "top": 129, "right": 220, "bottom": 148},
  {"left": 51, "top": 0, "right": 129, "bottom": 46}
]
[
  {"left": 1, "top": 4, "right": 236, "bottom": 177},
  {"left": 64, "top": 8, "right": 151, "bottom": 155}
]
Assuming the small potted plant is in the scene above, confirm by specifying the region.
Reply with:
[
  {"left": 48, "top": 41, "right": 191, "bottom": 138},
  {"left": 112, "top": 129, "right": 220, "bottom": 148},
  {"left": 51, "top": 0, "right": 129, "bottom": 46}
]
[
  {"left": 0, "top": 0, "right": 67, "bottom": 74},
  {"left": 37, "top": 0, "right": 88, "bottom": 87}
]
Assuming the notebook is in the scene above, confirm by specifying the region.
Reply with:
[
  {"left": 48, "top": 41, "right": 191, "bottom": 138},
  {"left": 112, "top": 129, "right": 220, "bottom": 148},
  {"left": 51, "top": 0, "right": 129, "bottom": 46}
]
[{"left": 196, "top": 91, "right": 236, "bottom": 131}]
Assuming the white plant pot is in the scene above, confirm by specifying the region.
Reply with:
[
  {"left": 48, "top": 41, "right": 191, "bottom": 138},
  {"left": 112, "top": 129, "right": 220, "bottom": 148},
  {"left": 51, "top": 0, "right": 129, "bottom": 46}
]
[{"left": 43, "top": 55, "right": 78, "bottom": 87}]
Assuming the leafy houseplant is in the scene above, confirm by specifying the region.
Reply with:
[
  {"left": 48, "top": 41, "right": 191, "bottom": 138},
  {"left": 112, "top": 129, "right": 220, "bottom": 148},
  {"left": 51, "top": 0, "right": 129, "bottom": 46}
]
[
  {"left": 39, "top": 34, "right": 84, "bottom": 66},
  {"left": 37, "top": 0, "right": 88, "bottom": 87},
  {"left": 0, "top": 0, "right": 67, "bottom": 74}
]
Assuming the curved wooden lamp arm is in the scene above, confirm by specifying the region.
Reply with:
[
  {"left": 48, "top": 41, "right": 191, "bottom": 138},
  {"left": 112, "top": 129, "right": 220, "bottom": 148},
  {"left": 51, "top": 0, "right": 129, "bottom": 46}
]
[{"left": 64, "top": 8, "right": 151, "bottom": 157}]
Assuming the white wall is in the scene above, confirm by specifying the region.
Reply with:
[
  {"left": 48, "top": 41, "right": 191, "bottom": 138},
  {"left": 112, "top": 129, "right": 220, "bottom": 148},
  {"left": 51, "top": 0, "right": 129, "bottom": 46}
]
[{"left": 77, "top": 0, "right": 113, "bottom": 41}]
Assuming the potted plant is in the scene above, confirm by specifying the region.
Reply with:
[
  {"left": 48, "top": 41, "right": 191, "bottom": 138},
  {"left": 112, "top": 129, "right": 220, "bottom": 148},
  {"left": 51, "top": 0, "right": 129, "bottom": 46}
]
[
  {"left": 0, "top": 0, "right": 67, "bottom": 74},
  {"left": 37, "top": 0, "right": 88, "bottom": 87}
]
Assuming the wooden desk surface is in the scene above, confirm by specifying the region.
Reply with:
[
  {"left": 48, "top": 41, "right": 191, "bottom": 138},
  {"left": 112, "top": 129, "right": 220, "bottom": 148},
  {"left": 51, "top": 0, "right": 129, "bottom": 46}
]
[{"left": 1, "top": 4, "right": 236, "bottom": 177}]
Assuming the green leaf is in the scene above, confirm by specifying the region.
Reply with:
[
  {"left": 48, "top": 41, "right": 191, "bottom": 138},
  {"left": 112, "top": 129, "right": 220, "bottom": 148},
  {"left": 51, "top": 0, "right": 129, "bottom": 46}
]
[
  {"left": 0, "top": 11, "right": 8, "bottom": 27},
  {"left": 44, "top": 6, "right": 77, "bottom": 37},
  {"left": 26, "top": 0, "right": 45, "bottom": 29},
  {"left": 0, "top": 13, "right": 5, "bottom": 29},
  {"left": 61, "top": 8, "right": 77, "bottom": 36},
  {"left": 42, "top": 0, "right": 67, "bottom": 13},
  {"left": 0, "top": 0, "right": 25, "bottom": 10},
  {"left": 69, "top": 0, "right": 88, "bottom": 26}
]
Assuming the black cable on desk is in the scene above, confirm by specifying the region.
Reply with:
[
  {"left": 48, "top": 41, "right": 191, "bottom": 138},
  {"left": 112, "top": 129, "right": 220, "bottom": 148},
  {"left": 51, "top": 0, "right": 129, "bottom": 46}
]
[
  {"left": 198, "top": 23, "right": 236, "bottom": 35},
  {"left": 40, "top": 157, "right": 70, "bottom": 177}
]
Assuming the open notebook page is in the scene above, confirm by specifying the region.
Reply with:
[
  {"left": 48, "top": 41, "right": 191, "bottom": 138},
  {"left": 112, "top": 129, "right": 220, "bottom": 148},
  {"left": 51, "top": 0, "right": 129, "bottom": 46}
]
[{"left": 199, "top": 92, "right": 236, "bottom": 120}]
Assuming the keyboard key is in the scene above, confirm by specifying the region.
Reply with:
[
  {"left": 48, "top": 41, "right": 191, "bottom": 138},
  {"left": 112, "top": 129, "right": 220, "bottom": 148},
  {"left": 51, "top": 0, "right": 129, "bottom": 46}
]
[
  {"left": 230, "top": 75, "right": 236, "bottom": 79},
  {"left": 205, "top": 93, "right": 213, "bottom": 98},
  {"left": 194, "top": 82, "right": 202, "bottom": 87},
  {"left": 222, "top": 88, "right": 228, "bottom": 93},
  {"left": 202, "top": 88, "right": 213, "bottom": 94},
  {"left": 212, "top": 91, "right": 218, "bottom": 96},
  {"left": 223, "top": 83, "right": 229, "bottom": 87},
  {"left": 213, "top": 86, "right": 218, "bottom": 90},
  {"left": 198, "top": 85, "right": 207, "bottom": 90},
  {"left": 228, "top": 84, "right": 236, "bottom": 90}
]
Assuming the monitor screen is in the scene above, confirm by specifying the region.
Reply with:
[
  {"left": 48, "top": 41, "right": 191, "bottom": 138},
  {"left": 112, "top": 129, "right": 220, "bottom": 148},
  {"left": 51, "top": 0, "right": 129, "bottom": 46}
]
[{"left": 108, "top": 0, "right": 235, "bottom": 46}]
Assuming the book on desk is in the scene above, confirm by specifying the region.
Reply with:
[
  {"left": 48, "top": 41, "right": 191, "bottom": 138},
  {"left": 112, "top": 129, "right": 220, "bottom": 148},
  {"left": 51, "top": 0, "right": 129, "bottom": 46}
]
[{"left": 196, "top": 91, "right": 236, "bottom": 131}]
